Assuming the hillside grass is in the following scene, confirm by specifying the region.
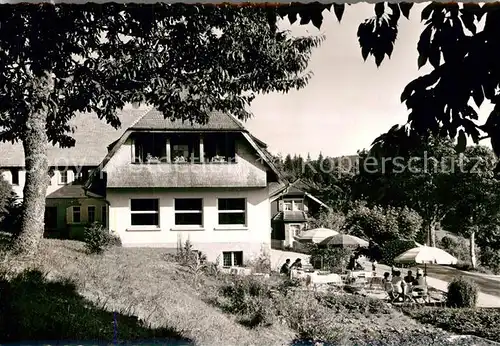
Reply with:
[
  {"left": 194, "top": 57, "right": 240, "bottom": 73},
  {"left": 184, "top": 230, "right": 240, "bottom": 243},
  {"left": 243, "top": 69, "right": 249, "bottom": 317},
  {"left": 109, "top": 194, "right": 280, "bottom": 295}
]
[
  {"left": 0, "top": 239, "right": 294, "bottom": 345},
  {"left": 1, "top": 238, "right": 498, "bottom": 346}
]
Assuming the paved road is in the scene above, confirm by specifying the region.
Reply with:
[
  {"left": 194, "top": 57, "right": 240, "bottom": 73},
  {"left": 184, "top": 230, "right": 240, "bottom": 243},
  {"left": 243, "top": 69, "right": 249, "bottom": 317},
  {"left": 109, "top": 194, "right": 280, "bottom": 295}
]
[
  {"left": 271, "top": 250, "right": 500, "bottom": 301},
  {"left": 417, "top": 265, "right": 500, "bottom": 298}
]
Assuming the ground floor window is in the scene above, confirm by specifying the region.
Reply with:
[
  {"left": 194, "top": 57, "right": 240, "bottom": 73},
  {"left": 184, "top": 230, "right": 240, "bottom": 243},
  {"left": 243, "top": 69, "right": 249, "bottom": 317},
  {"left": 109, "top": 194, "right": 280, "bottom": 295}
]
[
  {"left": 222, "top": 251, "right": 243, "bottom": 267},
  {"left": 88, "top": 206, "right": 96, "bottom": 224},
  {"left": 72, "top": 206, "right": 81, "bottom": 223},
  {"left": 218, "top": 198, "right": 246, "bottom": 226},
  {"left": 289, "top": 224, "right": 302, "bottom": 237},
  {"left": 174, "top": 198, "right": 203, "bottom": 226},
  {"left": 130, "top": 199, "right": 159, "bottom": 226}
]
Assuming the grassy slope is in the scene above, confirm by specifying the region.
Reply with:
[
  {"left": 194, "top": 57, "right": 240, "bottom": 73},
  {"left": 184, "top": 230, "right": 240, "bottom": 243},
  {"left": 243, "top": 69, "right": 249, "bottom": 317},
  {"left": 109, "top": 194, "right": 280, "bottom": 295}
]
[{"left": 7, "top": 239, "right": 294, "bottom": 345}]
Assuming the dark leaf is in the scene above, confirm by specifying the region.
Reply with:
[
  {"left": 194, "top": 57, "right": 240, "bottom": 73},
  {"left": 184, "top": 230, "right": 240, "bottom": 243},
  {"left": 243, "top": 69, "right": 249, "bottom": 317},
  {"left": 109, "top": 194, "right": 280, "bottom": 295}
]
[
  {"left": 375, "top": 3, "right": 385, "bottom": 18},
  {"left": 460, "top": 10, "right": 477, "bottom": 35},
  {"left": 361, "top": 46, "right": 370, "bottom": 61},
  {"left": 472, "top": 85, "right": 485, "bottom": 108},
  {"left": 417, "top": 25, "right": 432, "bottom": 69},
  {"left": 417, "top": 55, "right": 427, "bottom": 69},
  {"left": 399, "top": 3, "right": 413, "bottom": 19},
  {"left": 456, "top": 129, "right": 467, "bottom": 153},
  {"left": 311, "top": 11, "right": 323, "bottom": 29},
  {"left": 421, "top": 3, "right": 434, "bottom": 21},
  {"left": 333, "top": 4, "right": 345, "bottom": 22},
  {"left": 374, "top": 50, "right": 384, "bottom": 67}
]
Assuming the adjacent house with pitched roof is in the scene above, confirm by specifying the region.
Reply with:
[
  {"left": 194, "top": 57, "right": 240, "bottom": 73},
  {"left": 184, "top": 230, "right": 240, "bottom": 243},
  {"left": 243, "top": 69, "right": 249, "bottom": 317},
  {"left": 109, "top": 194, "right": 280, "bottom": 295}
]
[
  {"left": 0, "top": 105, "right": 283, "bottom": 265},
  {"left": 269, "top": 179, "right": 331, "bottom": 249}
]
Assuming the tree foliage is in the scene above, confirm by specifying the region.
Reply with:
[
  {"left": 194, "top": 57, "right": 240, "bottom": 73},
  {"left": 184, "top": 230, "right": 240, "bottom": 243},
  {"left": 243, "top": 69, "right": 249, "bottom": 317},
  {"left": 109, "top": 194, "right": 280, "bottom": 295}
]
[
  {"left": 344, "top": 201, "right": 422, "bottom": 246},
  {"left": 352, "top": 135, "right": 458, "bottom": 246},
  {"left": 275, "top": 3, "right": 500, "bottom": 159}
]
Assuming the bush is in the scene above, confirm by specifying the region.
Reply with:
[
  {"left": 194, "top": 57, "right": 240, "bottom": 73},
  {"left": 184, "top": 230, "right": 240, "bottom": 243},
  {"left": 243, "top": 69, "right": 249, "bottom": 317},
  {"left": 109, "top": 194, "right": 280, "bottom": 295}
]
[
  {"left": 317, "top": 293, "right": 392, "bottom": 315},
  {"left": 245, "top": 247, "right": 271, "bottom": 273},
  {"left": 344, "top": 202, "right": 421, "bottom": 247},
  {"left": 273, "top": 291, "right": 344, "bottom": 343},
  {"left": 0, "top": 177, "right": 21, "bottom": 236},
  {"left": 83, "top": 222, "right": 117, "bottom": 254},
  {"left": 446, "top": 276, "right": 478, "bottom": 308},
  {"left": 309, "top": 246, "right": 352, "bottom": 272},
  {"left": 439, "top": 236, "right": 473, "bottom": 263},
  {"left": 479, "top": 247, "right": 500, "bottom": 274},
  {"left": 218, "top": 276, "right": 275, "bottom": 327},
  {"left": 405, "top": 307, "right": 500, "bottom": 343}
]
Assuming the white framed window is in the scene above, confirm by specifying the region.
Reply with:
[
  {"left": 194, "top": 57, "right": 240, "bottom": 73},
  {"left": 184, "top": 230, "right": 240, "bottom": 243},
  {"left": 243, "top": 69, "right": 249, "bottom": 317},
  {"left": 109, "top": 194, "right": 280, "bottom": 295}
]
[
  {"left": 88, "top": 205, "right": 96, "bottom": 224},
  {"left": 72, "top": 206, "right": 81, "bottom": 223},
  {"left": 174, "top": 198, "right": 203, "bottom": 226},
  {"left": 101, "top": 205, "right": 107, "bottom": 228},
  {"left": 218, "top": 198, "right": 246, "bottom": 226},
  {"left": 59, "top": 170, "right": 68, "bottom": 184},
  {"left": 130, "top": 199, "right": 159, "bottom": 227},
  {"left": 292, "top": 200, "right": 303, "bottom": 211},
  {"left": 222, "top": 251, "right": 243, "bottom": 267},
  {"left": 283, "top": 202, "right": 292, "bottom": 211},
  {"left": 290, "top": 224, "right": 302, "bottom": 237}
]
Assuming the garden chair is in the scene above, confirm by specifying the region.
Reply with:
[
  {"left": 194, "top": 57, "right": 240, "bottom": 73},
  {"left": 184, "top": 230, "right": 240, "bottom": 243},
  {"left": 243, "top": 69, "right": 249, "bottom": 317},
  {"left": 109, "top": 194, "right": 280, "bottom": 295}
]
[{"left": 410, "top": 284, "right": 430, "bottom": 303}]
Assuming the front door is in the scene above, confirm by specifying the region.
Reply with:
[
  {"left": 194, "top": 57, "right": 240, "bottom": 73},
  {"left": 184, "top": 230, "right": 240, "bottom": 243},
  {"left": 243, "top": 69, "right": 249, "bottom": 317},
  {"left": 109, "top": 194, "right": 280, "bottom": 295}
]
[{"left": 44, "top": 206, "right": 58, "bottom": 230}]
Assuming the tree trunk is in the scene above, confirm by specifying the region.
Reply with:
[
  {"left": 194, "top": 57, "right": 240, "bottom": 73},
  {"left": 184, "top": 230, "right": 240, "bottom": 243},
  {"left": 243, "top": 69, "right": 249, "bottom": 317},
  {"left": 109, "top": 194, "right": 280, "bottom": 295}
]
[
  {"left": 430, "top": 223, "right": 436, "bottom": 248},
  {"left": 11, "top": 109, "right": 50, "bottom": 257},
  {"left": 424, "top": 222, "right": 437, "bottom": 247},
  {"left": 470, "top": 228, "right": 477, "bottom": 269}
]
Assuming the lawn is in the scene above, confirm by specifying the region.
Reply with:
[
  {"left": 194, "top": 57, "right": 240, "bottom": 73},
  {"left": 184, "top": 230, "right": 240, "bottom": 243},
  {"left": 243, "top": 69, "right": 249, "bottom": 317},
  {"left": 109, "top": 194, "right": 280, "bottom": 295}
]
[
  {"left": 0, "top": 239, "right": 498, "bottom": 346},
  {"left": 0, "top": 239, "right": 294, "bottom": 345}
]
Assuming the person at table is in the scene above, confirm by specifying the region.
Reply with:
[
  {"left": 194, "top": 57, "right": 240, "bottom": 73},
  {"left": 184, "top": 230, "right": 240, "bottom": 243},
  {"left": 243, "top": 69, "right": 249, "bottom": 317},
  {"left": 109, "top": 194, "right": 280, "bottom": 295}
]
[
  {"left": 404, "top": 270, "right": 415, "bottom": 284},
  {"left": 391, "top": 270, "right": 405, "bottom": 301},
  {"left": 413, "top": 272, "right": 426, "bottom": 287},
  {"left": 280, "top": 259, "right": 291, "bottom": 275},
  {"left": 290, "top": 258, "right": 302, "bottom": 270},
  {"left": 382, "top": 272, "right": 396, "bottom": 299}
]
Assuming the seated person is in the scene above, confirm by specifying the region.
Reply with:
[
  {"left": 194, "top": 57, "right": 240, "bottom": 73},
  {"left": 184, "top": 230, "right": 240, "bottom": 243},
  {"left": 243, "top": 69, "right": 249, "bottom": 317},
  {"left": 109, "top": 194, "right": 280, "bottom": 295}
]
[
  {"left": 391, "top": 270, "right": 405, "bottom": 301},
  {"left": 280, "top": 259, "right": 291, "bottom": 275},
  {"left": 382, "top": 272, "right": 396, "bottom": 299},
  {"left": 290, "top": 258, "right": 302, "bottom": 270},
  {"left": 404, "top": 270, "right": 415, "bottom": 284},
  {"left": 412, "top": 273, "right": 426, "bottom": 290}
]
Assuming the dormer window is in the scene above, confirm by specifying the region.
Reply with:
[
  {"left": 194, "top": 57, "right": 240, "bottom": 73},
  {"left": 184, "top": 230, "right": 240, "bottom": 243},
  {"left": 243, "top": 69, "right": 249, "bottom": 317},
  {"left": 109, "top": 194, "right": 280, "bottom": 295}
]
[
  {"left": 170, "top": 134, "right": 200, "bottom": 163},
  {"left": 134, "top": 133, "right": 167, "bottom": 163}
]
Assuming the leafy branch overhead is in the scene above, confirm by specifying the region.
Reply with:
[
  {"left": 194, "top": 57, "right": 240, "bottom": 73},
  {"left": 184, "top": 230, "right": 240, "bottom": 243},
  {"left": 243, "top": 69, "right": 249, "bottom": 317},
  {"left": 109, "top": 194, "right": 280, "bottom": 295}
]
[
  {"left": 277, "top": 2, "right": 500, "bottom": 158},
  {"left": 0, "top": 4, "right": 322, "bottom": 149}
]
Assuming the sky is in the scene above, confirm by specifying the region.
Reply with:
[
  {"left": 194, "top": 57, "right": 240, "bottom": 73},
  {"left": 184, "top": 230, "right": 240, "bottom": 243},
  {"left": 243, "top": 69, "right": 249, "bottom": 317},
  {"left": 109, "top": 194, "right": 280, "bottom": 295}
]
[{"left": 243, "top": 3, "right": 493, "bottom": 159}]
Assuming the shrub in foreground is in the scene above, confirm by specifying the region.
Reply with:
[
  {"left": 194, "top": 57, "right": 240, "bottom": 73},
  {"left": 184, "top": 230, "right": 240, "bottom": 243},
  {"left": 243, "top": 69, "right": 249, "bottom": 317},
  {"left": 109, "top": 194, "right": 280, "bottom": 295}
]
[
  {"left": 83, "top": 222, "right": 120, "bottom": 254},
  {"left": 446, "top": 276, "right": 478, "bottom": 308},
  {"left": 405, "top": 306, "right": 500, "bottom": 343}
]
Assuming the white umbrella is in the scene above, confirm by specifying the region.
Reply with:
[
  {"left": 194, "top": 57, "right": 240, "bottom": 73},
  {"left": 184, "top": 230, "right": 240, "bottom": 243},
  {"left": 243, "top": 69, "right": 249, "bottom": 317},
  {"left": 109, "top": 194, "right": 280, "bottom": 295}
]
[
  {"left": 296, "top": 227, "right": 340, "bottom": 243},
  {"left": 394, "top": 245, "right": 458, "bottom": 279},
  {"left": 319, "top": 233, "right": 369, "bottom": 248},
  {"left": 394, "top": 245, "right": 458, "bottom": 265}
]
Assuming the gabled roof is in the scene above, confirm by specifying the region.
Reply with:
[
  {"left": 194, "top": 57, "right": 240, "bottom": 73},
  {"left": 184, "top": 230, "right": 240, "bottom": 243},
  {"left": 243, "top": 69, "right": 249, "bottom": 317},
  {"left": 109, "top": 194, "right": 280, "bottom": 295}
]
[
  {"left": 270, "top": 178, "right": 331, "bottom": 211},
  {"left": 0, "top": 106, "right": 149, "bottom": 167},
  {"left": 46, "top": 182, "right": 87, "bottom": 199},
  {"left": 131, "top": 108, "right": 245, "bottom": 131},
  {"left": 84, "top": 108, "right": 285, "bottom": 194},
  {"left": 272, "top": 211, "right": 308, "bottom": 223}
]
